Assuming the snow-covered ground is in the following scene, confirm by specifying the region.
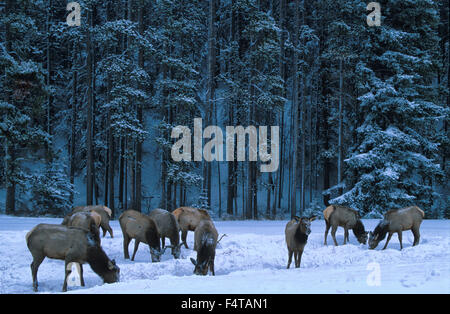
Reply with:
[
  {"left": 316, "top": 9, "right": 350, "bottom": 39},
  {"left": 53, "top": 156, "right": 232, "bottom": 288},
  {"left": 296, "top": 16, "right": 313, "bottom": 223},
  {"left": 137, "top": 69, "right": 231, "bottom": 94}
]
[{"left": 0, "top": 215, "right": 448, "bottom": 294}]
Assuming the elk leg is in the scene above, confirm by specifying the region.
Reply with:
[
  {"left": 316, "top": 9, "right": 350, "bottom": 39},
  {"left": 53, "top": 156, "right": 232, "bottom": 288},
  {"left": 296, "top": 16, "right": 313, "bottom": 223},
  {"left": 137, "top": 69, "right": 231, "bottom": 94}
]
[
  {"left": 210, "top": 260, "right": 215, "bottom": 276},
  {"left": 161, "top": 237, "right": 165, "bottom": 248},
  {"left": 397, "top": 231, "right": 403, "bottom": 250},
  {"left": 131, "top": 240, "right": 140, "bottom": 261},
  {"left": 411, "top": 227, "right": 420, "bottom": 246},
  {"left": 63, "top": 261, "right": 70, "bottom": 292},
  {"left": 181, "top": 230, "right": 189, "bottom": 249},
  {"left": 382, "top": 232, "right": 393, "bottom": 250},
  {"left": 324, "top": 221, "right": 330, "bottom": 245},
  {"left": 107, "top": 226, "right": 114, "bottom": 238},
  {"left": 343, "top": 227, "right": 349, "bottom": 245},
  {"left": 287, "top": 250, "right": 293, "bottom": 269},
  {"left": 331, "top": 225, "right": 339, "bottom": 246},
  {"left": 31, "top": 256, "right": 44, "bottom": 292},
  {"left": 101, "top": 226, "right": 107, "bottom": 237},
  {"left": 79, "top": 264, "right": 85, "bottom": 287},
  {"left": 123, "top": 235, "right": 131, "bottom": 259},
  {"left": 296, "top": 251, "right": 303, "bottom": 268}
]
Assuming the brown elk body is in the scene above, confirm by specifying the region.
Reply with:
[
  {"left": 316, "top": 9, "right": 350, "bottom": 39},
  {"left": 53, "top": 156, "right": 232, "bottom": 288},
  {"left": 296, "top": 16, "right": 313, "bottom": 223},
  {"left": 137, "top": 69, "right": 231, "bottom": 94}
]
[
  {"left": 173, "top": 207, "right": 211, "bottom": 249},
  {"left": 149, "top": 208, "right": 182, "bottom": 259},
  {"left": 369, "top": 206, "right": 425, "bottom": 250},
  {"left": 73, "top": 205, "right": 113, "bottom": 238},
  {"left": 26, "top": 224, "right": 119, "bottom": 292},
  {"left": 285, "top": 216, "right": 316, "bottom": 269},
  {"left": 190, "top": 220, "right": 218, "bottom": 275},
  {"left": 119, "top": 209, "right": 162, "bottom": 262},
  {"left": 323, "top": 205, "right": 368, "bottom": 246},
  {"left": 62, "top": 211, "right": 101, "bottom": 244}
]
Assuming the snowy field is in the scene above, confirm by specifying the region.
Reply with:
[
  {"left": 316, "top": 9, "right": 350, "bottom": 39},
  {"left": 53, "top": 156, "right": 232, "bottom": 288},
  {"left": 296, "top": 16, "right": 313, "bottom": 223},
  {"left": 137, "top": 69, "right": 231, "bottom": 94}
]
[{"left": 0, "top": 215, "right": 449, "bottom": 294}]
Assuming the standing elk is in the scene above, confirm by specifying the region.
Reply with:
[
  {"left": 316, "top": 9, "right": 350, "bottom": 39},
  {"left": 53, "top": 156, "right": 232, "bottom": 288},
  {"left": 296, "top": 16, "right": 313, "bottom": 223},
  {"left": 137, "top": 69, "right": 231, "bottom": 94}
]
[
  {"left": 119, "top": 209, "right": 165, "bottom": 262},
  {"left": 72, "top": 205, "right": 114, "bottom": 238},
  {"left": 190, "top": 220, "right": 218, "bottom": 276},
  {"left": 26, "top": 224, "right": 119, "bottom": 292},
  {"left": 149, "top": 208, "right": 182, "bottom": 259},
  {"left": 173, "top": 207, "right": 212, "bottom": 249},
  {"left": 62, "top": 211, "right": 101, "bottom": 244},
  {"left": 369, "top": 206, "right": 425, "bottom": 250},
  {"left": 285, "top": 216, "right": 316, "bottom": 269},
  {"left": 323, "top": 205, "right": 368, "bottom": 246}
]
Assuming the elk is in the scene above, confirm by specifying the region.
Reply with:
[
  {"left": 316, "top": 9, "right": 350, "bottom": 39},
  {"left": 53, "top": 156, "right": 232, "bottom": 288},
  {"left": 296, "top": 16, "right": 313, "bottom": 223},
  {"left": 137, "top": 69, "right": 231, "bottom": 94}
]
[
  {"left": 26, "top": 223, "right": 119, "bottom": 292},
  {"left": 323, "top": 205, "right": 368, "bottom": 246},
  {"left": 369, "top": 206, "right": 425, "bottom": 250},
  {"left": 72, "top": 205, "right": 113, "bottom": 238},
  {"left": 190, "top": 219, "right": 218, "bottom": 275},
  {"left": 173, "top": 206, "right": 212, "bottom": 249},
  {"left": 149, "top": 208, "right": 182, "bottom": 259},
  {"left": 119, "top": 209, "right": 164, "bottom": 262},
  {"left": 285, "top": 216, "right": 316, "bottom": 269},
  {"left": 62, "top": 211, "right": 101, "bottom": 244}
]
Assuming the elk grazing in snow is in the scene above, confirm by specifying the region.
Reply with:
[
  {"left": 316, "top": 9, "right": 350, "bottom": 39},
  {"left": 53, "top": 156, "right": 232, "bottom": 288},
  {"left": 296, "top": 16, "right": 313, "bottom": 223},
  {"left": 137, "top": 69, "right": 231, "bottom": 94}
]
[
  {"left": 323, "top": 205, "right": 368, "bottom": 246},
  {"left": 190, "top": 219, "right": 218, "bottom": 275},
  {"left": 62, "top": 211, "right": 101, "bottom": 245},
  {"left": 26, "top": 223, "right": 119, "bottom": 292},
  {"left": 369, "top": 206, "right": 425, "bottom": 250},
  {"left": 149, "top": 208, "right": 182, "bottom": 259},
  {"left": 173, "top": 206, "right": 212, "bottom": 249},
  {"left": 119, "top": 209, "right": 164, "bottom": 262},
  {"left": 72, "top": 205, "right": 114, "bottom": 238}
]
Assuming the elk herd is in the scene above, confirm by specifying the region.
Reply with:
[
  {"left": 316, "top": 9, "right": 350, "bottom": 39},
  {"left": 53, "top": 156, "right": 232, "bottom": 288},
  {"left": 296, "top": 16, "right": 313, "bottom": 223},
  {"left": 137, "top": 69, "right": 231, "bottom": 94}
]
[{"left": 25, "top": 204, "right": 425, "bottom": 292}]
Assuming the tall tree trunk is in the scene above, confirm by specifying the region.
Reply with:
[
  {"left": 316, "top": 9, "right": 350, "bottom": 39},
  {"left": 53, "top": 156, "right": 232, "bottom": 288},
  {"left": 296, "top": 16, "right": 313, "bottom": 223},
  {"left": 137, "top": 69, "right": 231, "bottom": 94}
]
[
  {"left": 70, "top": 64, "right": 77, "bottom": 203},
  {"left": 300, "top": 77, "right": 306, "bottom": 215},
  {"left": 135, "top": 0, "right": 144, "bottom": 212},
  {"left": 337, "top": 58, "right": 344, "bottom": 195},
  {"left": 5, "top": 141, "right": 15, "bottom": 215},
  {"left": 46, "top": 0, "right": 53, "bottom": 161},
  {"left": 119, "top": 136, "right": 125, "bottom": 210},
  {"left": 86, "top": 6, "right": 94, "bottom": 206},
  {"left": 290, "top": 0, "right": 300, "bottom": 219}
]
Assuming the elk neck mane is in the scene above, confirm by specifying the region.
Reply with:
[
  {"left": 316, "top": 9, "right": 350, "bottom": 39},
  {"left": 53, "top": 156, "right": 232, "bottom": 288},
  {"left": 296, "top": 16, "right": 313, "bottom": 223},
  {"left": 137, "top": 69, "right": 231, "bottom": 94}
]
[
  {"left": 86, "top": 244, "right": 111, "bottom": 278},
  {"left": 294, "top": 223, "right": 308, "bottom": 244},
  {"left": 373, "top": 220, "right": 390, "bottom": 241},
  {"left": 352, "top": 219, "right": 366, "bottom": 237}
]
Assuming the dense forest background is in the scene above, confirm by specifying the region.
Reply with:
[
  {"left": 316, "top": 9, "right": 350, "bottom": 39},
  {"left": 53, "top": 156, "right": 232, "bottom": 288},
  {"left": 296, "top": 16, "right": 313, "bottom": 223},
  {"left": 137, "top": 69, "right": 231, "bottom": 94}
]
[{"left": 0, "top": 0, "right": 448, "bottom": 219}]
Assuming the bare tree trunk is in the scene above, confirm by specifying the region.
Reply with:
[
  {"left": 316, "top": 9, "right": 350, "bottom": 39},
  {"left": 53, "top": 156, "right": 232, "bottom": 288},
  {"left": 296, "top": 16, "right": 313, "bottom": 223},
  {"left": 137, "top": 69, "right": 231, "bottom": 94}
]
[
  {"left": 300, "top": 77, "right": 306, "bottom": 215},
  {"left": 290, "top": 0, "right": 300, "bottom": 219},
  {"left": 119, "top": 137, "right": 125, "bottom": 210},
  {"left": 86, "top": 6, "right": 94, "bottom": 206},
  {"left": 337, "top": 57, "right": 344, "bottom": 195},
  {"left": 5, "top": 141, "right": 15, "bottom": 215},
  {"left": 70, "top": 64, "right": 77, "bottom": 195},
  {"left": 135, "top": 0, "right": 144, "bottom": 212},
  {"left": 46, "top": 0, "right": 53, "bottom": 160}
]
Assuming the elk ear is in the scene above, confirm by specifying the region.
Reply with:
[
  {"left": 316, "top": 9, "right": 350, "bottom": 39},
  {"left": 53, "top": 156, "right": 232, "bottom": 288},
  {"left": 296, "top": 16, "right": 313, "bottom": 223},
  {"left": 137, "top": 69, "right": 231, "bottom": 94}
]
[
  {"left": 107, "top": 260, "right": 115, "bottom": 270},
  {"left": 309, "top": 216, "right": 317, "bottom": 221},
  {"left": 190, "top": 258, "right": 197, "bottom": 266}
]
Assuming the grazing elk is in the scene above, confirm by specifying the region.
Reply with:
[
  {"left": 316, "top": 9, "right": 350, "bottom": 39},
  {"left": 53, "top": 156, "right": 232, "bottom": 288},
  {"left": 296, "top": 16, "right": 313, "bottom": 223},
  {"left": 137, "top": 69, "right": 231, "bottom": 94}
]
[
  {"left": 173, "top": 207, "right": 212, "bottom": 249},
  {"left": 149, "top": 208, "right": 182, "bottom": 259},
  {"left": 26, "top": 224, "right": 119, "bottom": 292},
  {"left": 190, "top": 220, "right": 218, "bottom": 276},
  {"left": 323, "top": 205, "right": 368, "bottom": 246},
  {"left": 369, "top": 206, "right": 425, "bottom": 250},
  {"left": 72, "top": 205, "right": 114, "bottom": 238},
  {"left": 285, "top": 216, "right": 316, "bottom": 269},
  {"left": 119, "top": 209, "right": 164, "bottom": 262},
  {"left": 62, "top": 211, "right": 101, "bottom": 244}
]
